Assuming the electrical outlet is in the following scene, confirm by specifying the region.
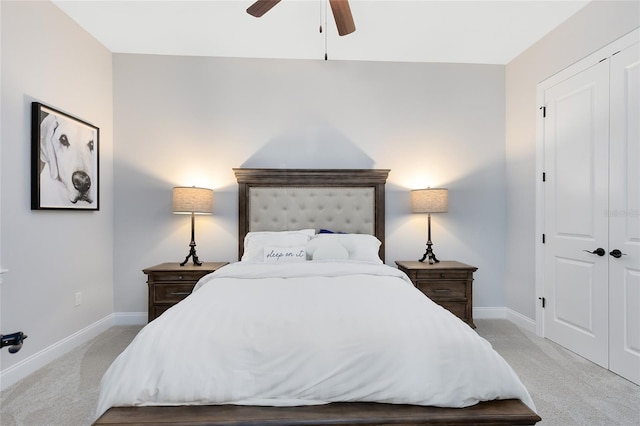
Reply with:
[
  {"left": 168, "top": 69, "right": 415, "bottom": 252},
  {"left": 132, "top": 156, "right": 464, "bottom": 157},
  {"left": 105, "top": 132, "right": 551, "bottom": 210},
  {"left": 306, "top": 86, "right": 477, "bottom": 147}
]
[{"left": 75, "top": 292, "right": 82, "bottom": 306}]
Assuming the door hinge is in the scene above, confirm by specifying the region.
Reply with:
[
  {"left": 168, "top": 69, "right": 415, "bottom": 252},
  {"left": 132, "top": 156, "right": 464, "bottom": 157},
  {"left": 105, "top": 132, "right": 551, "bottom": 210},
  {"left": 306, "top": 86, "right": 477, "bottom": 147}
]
[
  {"left": 540, "top": 106, "right": 546, "bottom": 117},
  {"left": 538, "top": 297, "right": 546, "bottom": 308},
  {"left": 542, "top": 234, "right": 546, "bottom": 244}
]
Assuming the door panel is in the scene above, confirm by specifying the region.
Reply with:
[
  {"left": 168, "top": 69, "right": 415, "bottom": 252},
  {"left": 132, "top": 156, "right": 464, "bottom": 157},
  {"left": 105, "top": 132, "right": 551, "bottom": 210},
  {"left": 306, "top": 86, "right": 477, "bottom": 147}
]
[
  {"left": 609, "top": 43, "right": 640, "bottom": 385},
  {"left": 554, "top": 258, "right": 596, "bottom": 334},
  {"left": 543, "top": 59, "right": 609, "bottom": 368},
  {"left": 554, "top": 86, "right": 600, "bottom": 236}
]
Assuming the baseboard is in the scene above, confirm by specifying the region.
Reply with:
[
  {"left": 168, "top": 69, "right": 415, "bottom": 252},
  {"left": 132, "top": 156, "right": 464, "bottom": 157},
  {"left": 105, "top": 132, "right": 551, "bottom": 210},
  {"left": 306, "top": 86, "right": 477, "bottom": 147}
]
[
  {"left": 113, "top": 312, "right": 147, "bottom": 326},
  {"left": 505, "top": 308, "right": 537, "bottom": 334},
  {"left": 116, "top": 310, "right": 536, "bottom": 330},
  {"left": 113, "top": 309, "right": 538, "bottom": 331},
  {"left": 473, "top": 307, "right": 536, "bottom": 334},
  {"left": 116, "top": 310, "right": 532, "bottom": 327},
  {"left": 473, "top": 307, "right": 507, "bottom": 319},
  {"left": 0, "top": 314, "right": 113, "bottom": 391}
]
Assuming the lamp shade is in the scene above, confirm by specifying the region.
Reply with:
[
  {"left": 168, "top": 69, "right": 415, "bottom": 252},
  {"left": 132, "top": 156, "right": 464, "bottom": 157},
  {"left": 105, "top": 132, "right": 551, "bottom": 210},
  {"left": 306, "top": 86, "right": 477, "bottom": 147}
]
[
  {"left": 172, "top": 186, "right": 213, "bottom": 214},
  {"left": 411, "top": 188, "right": 448, "bottom": 213}
]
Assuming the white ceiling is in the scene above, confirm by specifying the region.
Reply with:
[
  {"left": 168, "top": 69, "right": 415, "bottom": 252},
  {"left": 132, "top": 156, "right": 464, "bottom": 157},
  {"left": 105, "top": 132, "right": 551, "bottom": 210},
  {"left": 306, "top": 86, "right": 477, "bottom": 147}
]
[{"left": 51, "top": 0, "right": 591, "bottom": 65}]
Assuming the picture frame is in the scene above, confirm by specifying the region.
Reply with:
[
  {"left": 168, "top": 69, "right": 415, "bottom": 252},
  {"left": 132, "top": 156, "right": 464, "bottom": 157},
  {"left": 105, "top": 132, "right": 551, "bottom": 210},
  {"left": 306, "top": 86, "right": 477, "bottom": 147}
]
[{"left": 31, "top": 102, "right": 99, "bottom": 210}]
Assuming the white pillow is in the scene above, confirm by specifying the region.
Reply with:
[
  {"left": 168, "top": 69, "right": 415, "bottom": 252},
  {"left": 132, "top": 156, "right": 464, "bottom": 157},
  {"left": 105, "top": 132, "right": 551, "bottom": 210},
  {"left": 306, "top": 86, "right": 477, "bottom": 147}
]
[
  {"left": 305, "top": 239, "right": 350, "bottom": 261},
  {"left": 307, "top": 233, "right": 383, "bottom": 264},
  {"left": 241, "top": 229, "right": 315, "bottom": 262},
  {"left": 263, "top": 245, "right": 308, "bottom": 263}
]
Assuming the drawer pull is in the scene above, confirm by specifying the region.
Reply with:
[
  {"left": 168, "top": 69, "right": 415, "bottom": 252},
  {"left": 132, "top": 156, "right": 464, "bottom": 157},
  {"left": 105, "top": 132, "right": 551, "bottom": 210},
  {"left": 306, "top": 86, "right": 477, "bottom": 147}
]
[
  {"left": 433, "top": 288, "right": 452, "bottom": 293},
  {"left": 440, "top": 273, "right": 446, "bottom": 278},
  {"left": 170, "top": 291, "right": 191, "bottom": 296}
]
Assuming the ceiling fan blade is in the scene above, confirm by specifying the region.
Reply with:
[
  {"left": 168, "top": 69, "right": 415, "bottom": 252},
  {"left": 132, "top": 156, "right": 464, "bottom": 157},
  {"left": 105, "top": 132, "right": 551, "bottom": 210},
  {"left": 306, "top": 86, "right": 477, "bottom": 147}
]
[
  {"left": 247, "top": 0, "right": 282, "bottom": 18},
  {"left": 329, "top": 0, "right": 356, "bottom": 36}
]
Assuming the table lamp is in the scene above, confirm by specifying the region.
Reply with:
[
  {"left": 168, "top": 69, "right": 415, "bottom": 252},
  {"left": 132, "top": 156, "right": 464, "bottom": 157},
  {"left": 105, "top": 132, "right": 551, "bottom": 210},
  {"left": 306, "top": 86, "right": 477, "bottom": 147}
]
[
  {"left": 172, "top": 186, "right": 213, "bottom": 266},
  {"left": 411, "top": 188, "right": 448, "bottom": 264}
]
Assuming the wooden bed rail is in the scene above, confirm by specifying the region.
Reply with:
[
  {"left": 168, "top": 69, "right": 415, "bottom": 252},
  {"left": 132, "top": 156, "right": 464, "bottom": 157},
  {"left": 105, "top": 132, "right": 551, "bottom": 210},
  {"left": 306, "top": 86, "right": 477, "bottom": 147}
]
[{"left": 94, "top": 399, "right": 540, "bottom": 425}]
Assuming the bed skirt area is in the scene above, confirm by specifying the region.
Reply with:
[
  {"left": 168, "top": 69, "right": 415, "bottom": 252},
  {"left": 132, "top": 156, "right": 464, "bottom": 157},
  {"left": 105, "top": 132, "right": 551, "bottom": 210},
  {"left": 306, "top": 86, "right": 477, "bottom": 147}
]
[{"left": 93, "top": 399, "right": 541, "bottom": 425}]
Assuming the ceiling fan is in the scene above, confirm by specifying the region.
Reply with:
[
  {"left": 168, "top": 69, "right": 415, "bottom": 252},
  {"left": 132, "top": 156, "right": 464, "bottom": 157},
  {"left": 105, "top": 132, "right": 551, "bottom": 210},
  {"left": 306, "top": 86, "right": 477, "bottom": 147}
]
[{"left": 247, "top": 0, "right": 356, "bottom": 36}]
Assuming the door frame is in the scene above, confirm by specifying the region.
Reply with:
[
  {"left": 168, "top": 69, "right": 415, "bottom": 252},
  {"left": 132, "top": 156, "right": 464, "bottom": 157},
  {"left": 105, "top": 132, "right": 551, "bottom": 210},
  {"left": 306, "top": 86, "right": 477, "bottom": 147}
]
[{"left": 535, "top": 28, "right": 640, "bottom": 337}]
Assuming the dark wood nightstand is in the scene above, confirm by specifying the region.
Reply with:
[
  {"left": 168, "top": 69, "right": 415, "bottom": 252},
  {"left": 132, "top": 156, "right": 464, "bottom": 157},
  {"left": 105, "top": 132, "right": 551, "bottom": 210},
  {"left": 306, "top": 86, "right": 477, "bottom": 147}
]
[
  {"left": 395, "top": 260, "right": 478, "bottom": 328},
  {"left": 144, "top": 262, "right": 228, "bottom": 322}
]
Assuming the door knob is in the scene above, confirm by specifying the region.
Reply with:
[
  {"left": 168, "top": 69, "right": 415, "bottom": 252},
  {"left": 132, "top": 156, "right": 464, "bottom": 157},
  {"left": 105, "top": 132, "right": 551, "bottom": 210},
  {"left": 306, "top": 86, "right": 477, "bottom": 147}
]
[
  {"left": 609, "top": 249, "right": 627, "bottom": 259},
  {"left": 584, "top": 248, "right": 606, "bottom": 256}
]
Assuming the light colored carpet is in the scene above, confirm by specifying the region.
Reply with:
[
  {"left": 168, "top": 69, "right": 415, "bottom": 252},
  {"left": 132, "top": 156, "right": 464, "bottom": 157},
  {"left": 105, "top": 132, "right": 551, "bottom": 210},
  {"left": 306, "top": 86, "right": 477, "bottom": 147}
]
[
  {"left": 1, "top": 319, "right": 638, "bottom": 425},
  {"left": 476, "top": 320, "right": 639, "bottom": 425},
  {"left": 0, "top": 326, "right": 139, "bottom": 426}
]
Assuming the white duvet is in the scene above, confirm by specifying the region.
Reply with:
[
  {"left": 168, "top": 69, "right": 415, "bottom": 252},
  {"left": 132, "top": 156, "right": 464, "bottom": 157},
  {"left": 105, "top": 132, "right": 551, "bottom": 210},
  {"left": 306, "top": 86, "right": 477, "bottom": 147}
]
[{"left": 96, "top": 261, "right": 535, "bottom": 419}]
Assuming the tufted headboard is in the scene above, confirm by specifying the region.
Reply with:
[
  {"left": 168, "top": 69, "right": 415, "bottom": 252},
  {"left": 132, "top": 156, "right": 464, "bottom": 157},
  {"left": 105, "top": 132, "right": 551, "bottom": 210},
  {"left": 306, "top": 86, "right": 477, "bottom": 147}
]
[{"left": 234, "top": 168, "right": 390, "bottom": 262}]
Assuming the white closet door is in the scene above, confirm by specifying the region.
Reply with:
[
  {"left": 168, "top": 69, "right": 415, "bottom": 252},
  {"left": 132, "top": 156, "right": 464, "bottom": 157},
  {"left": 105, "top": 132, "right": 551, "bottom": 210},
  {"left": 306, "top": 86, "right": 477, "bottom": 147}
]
[
  {"left": 543, "top": 59, "right": 610, "bottom": 368},
  {"left": 609, "top": 43, "right": 640, "bottom": 385}
]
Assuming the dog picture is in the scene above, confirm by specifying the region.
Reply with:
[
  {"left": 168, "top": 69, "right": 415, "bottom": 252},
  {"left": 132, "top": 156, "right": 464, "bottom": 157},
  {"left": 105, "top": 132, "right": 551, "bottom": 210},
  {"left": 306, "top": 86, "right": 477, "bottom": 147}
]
[{"left": 32, "top": 103, "right": 99, "bottom": 210}]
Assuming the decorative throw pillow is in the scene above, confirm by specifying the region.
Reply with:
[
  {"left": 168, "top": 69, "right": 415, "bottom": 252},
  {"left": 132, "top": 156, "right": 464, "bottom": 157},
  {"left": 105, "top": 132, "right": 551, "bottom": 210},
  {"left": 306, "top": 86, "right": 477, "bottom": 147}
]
[
  {"left": 306, "top": 233, "right": 382, "bottom": 263},
  {"left": 263, "top": 245, "right": 308, "bottom": 263},
  {"left": 241, "top": 229, "right": 315, "bottom": 262},
  {"left": 306, "top": 239, "right": 350, "bottom": 261},
  {"left": 318, "top": 229, "right": 346, "bottom": 234}
]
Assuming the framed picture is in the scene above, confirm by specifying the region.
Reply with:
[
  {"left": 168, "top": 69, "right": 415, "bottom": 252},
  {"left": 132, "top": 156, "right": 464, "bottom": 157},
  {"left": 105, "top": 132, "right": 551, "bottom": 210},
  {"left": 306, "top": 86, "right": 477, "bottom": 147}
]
[{"left": 31, "top": 102, "right": 99, "bottom": 210}]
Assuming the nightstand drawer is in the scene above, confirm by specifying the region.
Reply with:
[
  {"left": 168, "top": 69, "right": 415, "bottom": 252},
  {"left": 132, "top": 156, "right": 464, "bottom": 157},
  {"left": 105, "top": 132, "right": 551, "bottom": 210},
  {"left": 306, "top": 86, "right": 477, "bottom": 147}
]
[
  {"left": 153, "top": 305, "right": 172, "bottom": 319},
  {"left": 416, "top": 280, "right": 467, "bottom": 299},
  {"left": 437, "top": 301, "right": 469, "bottom": 322},
  {"left": 147, "top": 272, "right": 204, "bottom": 282},
  {"left": 415, "top": 270, "right": 470, "bottom": 280},
  {"left": 144, "top": 262, "right": 229, "bottom": 322},
  {"left": 153, "top": 283, "right": 195, "bottom": 303},
  {"left": 395, "top": 260, "right": 477, "bottom": 328}
]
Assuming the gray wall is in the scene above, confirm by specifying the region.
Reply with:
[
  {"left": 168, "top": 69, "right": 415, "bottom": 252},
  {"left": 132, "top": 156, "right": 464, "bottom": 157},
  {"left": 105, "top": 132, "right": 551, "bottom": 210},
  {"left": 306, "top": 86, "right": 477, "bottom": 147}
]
[
  {"left": 0, "top": 0, "right": 113, "bottom": 375},
  {"left": 113, "top": 55, "right": 507, "bottom": 315},
  {"left": 505, "top": 0, "right": 640, "bottom": 319}
]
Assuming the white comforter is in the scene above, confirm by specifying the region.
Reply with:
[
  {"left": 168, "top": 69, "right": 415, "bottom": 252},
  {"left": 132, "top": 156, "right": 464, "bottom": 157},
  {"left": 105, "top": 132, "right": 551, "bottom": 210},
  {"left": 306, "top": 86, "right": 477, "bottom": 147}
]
[{"left": 95, "top": 261, "right": 535, "bottom": 419}]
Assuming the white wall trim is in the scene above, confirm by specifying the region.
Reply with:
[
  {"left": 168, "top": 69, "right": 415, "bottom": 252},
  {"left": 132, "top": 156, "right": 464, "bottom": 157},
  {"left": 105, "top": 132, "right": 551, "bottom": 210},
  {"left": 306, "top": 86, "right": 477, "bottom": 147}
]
[
  {"left": 473, "top": 306, "right": 507, "bottom": 319},
  {"left": 0, "top": 314, "right": 113, "bottom": 391},
  {"left": 121, "top": 309, "right": 525, "bottom": 325},
  {"left": 113, "top": 312, "right": 147, "bottom": 326},
  {"left": 474, "top": 307, "right": 536, "bottom": 334},
  {"left": 506, "top": 308, "right": 537, "bottom": 334},
  {"left": 535, "top": 79, "right": 546, "bottom": 337}
]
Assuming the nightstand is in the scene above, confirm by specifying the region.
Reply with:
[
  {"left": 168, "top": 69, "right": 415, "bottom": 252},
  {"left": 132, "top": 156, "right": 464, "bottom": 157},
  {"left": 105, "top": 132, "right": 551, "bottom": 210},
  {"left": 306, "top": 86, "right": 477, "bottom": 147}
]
[
  {"left": 395, "top": 260, "right": 478, "bottom": 328},
  {"left": 144, "top": 262, "right": 229, "bottom": 322}
]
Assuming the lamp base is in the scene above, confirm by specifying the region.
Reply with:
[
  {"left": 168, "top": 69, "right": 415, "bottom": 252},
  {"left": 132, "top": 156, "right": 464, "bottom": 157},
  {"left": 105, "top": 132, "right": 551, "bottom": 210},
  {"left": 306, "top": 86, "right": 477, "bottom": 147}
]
[
  {"left": 419, "top": 241, "right": 440, "bottom": 264},
  {"left": 180, "top": 212, "right": 202, "bottom": 266},
  {"left": 180, "top": 241, "right": 202, "bottom": 266}
]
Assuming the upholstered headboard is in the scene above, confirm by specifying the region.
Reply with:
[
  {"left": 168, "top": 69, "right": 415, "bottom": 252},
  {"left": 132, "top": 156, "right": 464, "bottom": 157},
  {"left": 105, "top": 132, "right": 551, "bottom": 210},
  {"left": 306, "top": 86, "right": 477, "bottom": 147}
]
[{"left": 234, "top": 168, "right": 390, "bottom": 262}]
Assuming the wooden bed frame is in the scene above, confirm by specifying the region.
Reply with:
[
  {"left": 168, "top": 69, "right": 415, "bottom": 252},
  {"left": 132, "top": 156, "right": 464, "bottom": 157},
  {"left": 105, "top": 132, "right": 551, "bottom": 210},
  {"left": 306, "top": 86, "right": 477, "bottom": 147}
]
[
  {"left": 234, "top": 168, "right": 389, "bottom": 261},
  {"left": 94, "top": 168, "right": 540, "bottom": 425}
]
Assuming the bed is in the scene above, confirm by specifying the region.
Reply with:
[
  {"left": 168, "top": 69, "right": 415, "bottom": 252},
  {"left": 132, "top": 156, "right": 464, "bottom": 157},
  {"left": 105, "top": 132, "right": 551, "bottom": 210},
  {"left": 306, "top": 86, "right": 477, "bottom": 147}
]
[{"left": 93, "top": 168, "right": 540, "bottom": 425}]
